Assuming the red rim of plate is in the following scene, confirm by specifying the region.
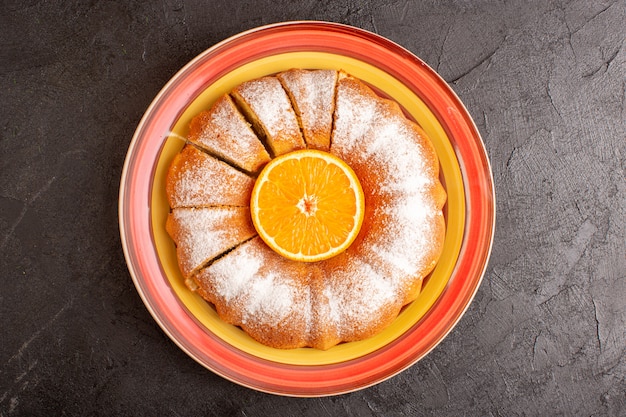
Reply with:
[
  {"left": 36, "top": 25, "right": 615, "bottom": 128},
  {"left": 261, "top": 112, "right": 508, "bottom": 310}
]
[{"left": 119, "top": 21, "right": 495, "bottom": 397}]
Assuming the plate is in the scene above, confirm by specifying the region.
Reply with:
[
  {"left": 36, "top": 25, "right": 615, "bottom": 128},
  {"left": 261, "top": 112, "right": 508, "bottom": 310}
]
[{"left": 119, "top": 21, "right": 495, "bottom": 396}]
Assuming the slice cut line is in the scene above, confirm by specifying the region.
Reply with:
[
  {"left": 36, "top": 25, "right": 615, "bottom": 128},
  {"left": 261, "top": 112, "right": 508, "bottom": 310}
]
[
  {"left": 166, "top": 145, "right": 255, "bottom": 208},
  {"left": 166, "top": 207, "right": 257, "bottom": 277},
  {"left": 187, "top": 94, "right": 271, "bottom": 175},
  {"left": 277, "top": 69, "right": 338, "bottom": 151},
  {"left": 250, "top": 149, "right": 365, "bottom": 262},
  {"left": 231, "top": 76, "right": 306, "bottom": 157}
]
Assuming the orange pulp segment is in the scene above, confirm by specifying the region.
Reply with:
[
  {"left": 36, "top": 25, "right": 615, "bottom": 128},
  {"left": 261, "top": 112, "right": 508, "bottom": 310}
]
[{"left": 250, "top": 149, "right": 365, "bottom": 262}]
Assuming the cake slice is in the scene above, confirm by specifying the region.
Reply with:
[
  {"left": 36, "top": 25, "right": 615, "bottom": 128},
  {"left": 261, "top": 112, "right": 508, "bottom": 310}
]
[
  {"left": 187, "top": 94, "right": 271, "bottom": 174},
  {"left": 166, "top": 207, "right": 257, "bottom": 278},
  {"left": 277, "top": 69, "right": 337, "bottom": 151},
  {"left": 231, "top": 76, "right": 305, "bottom": 157},
  {"left": 166, "top": 145, "right": 255, "bottom": 208}
]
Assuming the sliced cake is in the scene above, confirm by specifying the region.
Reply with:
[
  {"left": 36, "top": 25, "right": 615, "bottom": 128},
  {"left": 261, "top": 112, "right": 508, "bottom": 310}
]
[
  {"left": 277, "top": 69, "right": 337, "bottom": 151},
  {"left": 231, "top": 76, "right": 305, "bottom": 157},
  {"left": 166, "top": 207, "right": 257, "bottom": 278},
  {"left": 187, "top": 94, "right": 271, "bottom": 174},
  {"left": 166, "top": 145, "right": 255, "bottom": 208}
]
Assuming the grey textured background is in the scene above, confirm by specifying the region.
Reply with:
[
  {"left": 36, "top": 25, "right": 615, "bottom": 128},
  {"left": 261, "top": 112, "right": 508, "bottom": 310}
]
[{"left": 1, "top": 0, "right": 624, "bottom": 415}]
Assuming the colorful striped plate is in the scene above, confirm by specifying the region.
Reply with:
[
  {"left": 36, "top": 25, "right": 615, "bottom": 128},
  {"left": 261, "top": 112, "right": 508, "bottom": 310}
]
[{"left": 119, "top": 21, "right": 495, "bottom": 396}]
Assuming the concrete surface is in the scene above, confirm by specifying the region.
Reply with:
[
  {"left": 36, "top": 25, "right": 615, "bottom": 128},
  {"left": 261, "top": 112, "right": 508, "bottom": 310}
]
[{"left": 1, "top": 0, "right": 624, "bottom": 415}]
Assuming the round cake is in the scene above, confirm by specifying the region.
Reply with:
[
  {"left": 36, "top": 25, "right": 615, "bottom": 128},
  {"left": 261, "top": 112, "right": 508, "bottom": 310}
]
[{"left": 165, "top": 69, "right": 446, "bottom": 350}]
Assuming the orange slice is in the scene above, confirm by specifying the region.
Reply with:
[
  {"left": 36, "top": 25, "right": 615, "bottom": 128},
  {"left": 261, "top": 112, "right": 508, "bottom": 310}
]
[{"left": 250, "top": 149, "right": 365, "bottom": 262}]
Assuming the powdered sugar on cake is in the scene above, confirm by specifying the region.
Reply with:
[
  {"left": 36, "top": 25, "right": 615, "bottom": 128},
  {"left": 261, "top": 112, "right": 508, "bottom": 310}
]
[
  {"left": 232, "top": 77, "right": 305, "bottom": 156},
  {"left": 187, "top": 95, "right": 270, "bottom": 173},
  {"left": 331, "top": 74, "right": 443, "bottom": 288},
  {"left": 166, "top": 70, "right": 446, "bottom": 350},
  {"left": 277, "top": 69, "right": 337, "bottom": 151},
  {"left": 195, "top": 237, "right": 312, "bottom": 347},
  {"left": 166, "top": 207, "right": 257, "bottom": 277},
  {"left": 206, "top": 240, "right": 297, "bottom": 324},
  {"left": 167, "top": 145, "right": 255, "bottom": 208},
  {"left": 322, "top": 257, "right": 398, "bottom": 330}
]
